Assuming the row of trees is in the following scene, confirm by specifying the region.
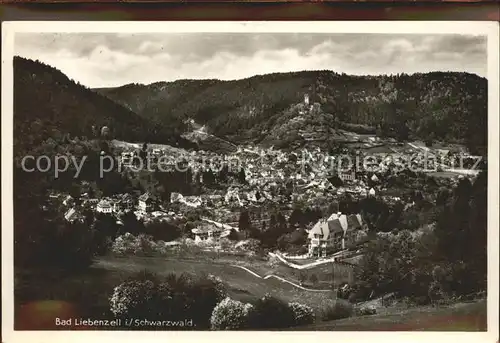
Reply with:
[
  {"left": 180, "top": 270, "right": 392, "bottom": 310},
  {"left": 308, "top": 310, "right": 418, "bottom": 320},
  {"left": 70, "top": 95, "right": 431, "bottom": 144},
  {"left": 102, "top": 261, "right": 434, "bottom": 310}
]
[
  {"left": 109, "top": 270, "right": 355, "bottom": 330},
  {"left": 351, "top": 171, "right": 487, "bottom": 303},
  {"left": 237, "top": 206, "right": 322, "bottom": 249}
]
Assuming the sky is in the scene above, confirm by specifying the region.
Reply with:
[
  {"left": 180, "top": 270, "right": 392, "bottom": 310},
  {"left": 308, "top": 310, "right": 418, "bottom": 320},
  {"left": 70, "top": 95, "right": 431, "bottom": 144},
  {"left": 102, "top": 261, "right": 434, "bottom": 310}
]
[{"left": 14, "top": 33, "right": 487, "bottom": 88}]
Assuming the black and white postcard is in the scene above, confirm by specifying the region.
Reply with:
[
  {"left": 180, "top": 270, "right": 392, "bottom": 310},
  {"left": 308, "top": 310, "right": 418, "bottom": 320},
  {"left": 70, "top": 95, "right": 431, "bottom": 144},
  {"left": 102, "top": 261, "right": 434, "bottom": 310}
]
[{"left": 2, "top": 21, "right": 499, "bottom": 343}]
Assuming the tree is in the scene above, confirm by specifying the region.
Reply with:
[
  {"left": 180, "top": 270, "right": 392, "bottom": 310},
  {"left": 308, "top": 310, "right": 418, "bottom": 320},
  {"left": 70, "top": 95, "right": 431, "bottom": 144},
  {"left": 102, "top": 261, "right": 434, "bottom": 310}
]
[
  {"left": 93, "top": 213, "right": 120, "bottom": 255},
  {"left": 277, "top": 234, "right": 290, "bottom": 251},
  {"left": 145, "top": 220, "right": 181, "bottom": 242},
  {"left": 210, "top": 297, "right": 252, "bottom": 330},
  {"left": 247, "top": 295, "right": 295, "bottom": 329},
  {"left": 310, "top": 274, "right": 319, "bottom": 287},
  {"left": 288, "top": 207, "right": 304, "bottom": 227},
  {"left": 276, "top": 211, "right": 288, "bottom": 233},
  {"left": 139, "top": 142, "right": 148, "bottom": 162},
  {"left": 110, "top": 271, "right": 226, "bottom": 329},
  {"left": 289, "top": 228, "right": 307, "bottom": 246},
  {"left": 238, "top": 168, "right": 247, "bottom": 184},
  {"left": 120, "top": 211, "right": 145, "bottom": 236},
  {"left": 238, "top": 210, "right": 252, "bottom": 232},
  {"left": 327, "top": 201, "right": 340, "bottom": 216},
  {"left": 467, "top": 171, "right": 487, "bottom": 289},
  {"left": 227, "top": 229, "right": 239, "bottom": 241}
]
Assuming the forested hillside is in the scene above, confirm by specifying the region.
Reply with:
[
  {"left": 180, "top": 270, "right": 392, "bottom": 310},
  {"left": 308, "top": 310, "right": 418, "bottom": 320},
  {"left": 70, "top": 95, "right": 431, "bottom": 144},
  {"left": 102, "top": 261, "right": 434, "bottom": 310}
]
[
  {"left": 97, "top": 70, "right": 487, "bottom": 154},
  {"left": 13, "top": 56, "right": 195, "bottom": 158}
]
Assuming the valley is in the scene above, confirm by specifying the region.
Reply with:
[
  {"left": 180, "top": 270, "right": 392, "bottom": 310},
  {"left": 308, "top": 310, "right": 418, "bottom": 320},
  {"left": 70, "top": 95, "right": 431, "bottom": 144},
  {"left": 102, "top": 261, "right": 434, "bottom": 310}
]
[{"left": 12, "top": 56, "right": 488, "bottom": 331}]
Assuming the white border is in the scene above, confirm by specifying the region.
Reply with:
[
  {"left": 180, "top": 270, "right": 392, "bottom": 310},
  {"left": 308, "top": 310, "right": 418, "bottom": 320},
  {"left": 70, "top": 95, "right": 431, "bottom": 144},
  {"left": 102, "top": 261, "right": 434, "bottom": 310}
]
[{"left": 2, "top": 21, "right": 499, "bottom": 343}]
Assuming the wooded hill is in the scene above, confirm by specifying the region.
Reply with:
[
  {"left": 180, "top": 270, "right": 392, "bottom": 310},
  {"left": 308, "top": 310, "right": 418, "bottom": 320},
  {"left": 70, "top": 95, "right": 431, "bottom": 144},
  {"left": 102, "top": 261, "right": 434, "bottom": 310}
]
[
  {"left": 97, "top": 70, "right": 487, "bottom": 155},
  {"left": 13, "top": 56, "right": 195, "bottom": 158},
  {"left": 13, "top": 56, "right": 486, "bottom": 156}
]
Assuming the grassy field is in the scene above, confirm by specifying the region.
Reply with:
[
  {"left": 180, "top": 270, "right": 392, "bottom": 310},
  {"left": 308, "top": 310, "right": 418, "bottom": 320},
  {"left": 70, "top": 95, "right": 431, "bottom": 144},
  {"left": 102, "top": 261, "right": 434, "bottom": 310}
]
[
  {"left": 15, "top": 255, "right": 486, "bottom": 331},
  {"left": 93, "top": 256, "right": 338, "bottom": 308},
  {"left": 246, "top": 261, "right": 354, "bottom": 290},
  {"left": 15, "top": 255, "right": 338, "bottom": 329},
  {"left": 293, "top": 300, "right": 487, "bottom": 331}
]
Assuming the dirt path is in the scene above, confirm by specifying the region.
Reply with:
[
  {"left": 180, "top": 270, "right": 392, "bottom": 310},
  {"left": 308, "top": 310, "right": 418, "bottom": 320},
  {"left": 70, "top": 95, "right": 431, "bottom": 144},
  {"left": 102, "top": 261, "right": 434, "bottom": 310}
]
[
  {"left": 231, "top": 265, "right": 331, "bottom": 292},
  {"left": 270, "top": 252, "right": 356, "bottom": 270}
]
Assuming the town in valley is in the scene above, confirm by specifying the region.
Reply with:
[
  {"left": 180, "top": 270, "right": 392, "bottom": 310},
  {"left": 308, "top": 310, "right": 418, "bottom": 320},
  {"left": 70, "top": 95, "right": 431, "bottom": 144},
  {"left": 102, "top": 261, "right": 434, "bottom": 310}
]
[{"left": 11, "top": 31, "right": 489, "bottom": 331}]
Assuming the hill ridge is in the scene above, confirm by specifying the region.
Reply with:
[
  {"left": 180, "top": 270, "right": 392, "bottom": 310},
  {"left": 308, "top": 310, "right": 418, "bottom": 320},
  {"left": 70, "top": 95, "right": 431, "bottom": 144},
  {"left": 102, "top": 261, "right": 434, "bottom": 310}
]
[{"left": 96, "top": 68, "right": 487, "bottom": 154}]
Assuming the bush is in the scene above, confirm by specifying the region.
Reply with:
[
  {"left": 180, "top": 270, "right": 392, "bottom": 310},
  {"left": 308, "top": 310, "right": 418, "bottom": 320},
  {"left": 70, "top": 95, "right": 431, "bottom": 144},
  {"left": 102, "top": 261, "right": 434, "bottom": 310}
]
[
  {"left": 411, "top": 295, "right": 431, "bottom": 306},
  {"left": 289, "top": 302, "right": 315, "bottom": 326},
  {"left": 309, "top": 274, "right": 319, "bottom": 286},
  {"left": 110, "top": 271, "right": 227, "bottom": 329},
  {"left": 356, "top": 305, "right": 377, "bottom": 316},
  {"left": 207, "top": 274, "right": 227, "bottom": 303},
  {"left": 210, "top": 297, "right": 253, "bottom": 330},
  {"left": 428, "top": 281, "right": 449, "bottom": 306},
  {"left": 248, "top": 294, "right": 295, "bottom": 329},
  {"left": 109, "top": 279, "right": 160, "bottom": 319},
  {"left": 111, "top": 233, "right": 157, "bottom": 256},
  {"left": 337, "top": 283, "right": 354, "bottom": 300},
  {"left": 182, "top": 273, "right": 228, "bottom": 328},
  {"left": 321, "top": 300, "right": 354, "bottom": 321}
]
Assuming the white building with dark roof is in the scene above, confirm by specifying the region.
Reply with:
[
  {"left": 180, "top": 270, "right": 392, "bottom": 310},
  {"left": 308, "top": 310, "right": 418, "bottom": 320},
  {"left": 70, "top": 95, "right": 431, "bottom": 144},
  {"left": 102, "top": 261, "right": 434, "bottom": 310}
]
[
  {"left": 308, "top": 212, "right": 364, "bottom": 257},
  {"left": 138, "top": 192, "right": 156, "bottom": 213},
  {"left": 64, "top": 208, "right": 78, "bottom": 222},
  {"left": 192, "top": 224, "right": 224, "bottom": 243},
  {"left": 96, "top": 199, "right": 113, "bottom": 214}
]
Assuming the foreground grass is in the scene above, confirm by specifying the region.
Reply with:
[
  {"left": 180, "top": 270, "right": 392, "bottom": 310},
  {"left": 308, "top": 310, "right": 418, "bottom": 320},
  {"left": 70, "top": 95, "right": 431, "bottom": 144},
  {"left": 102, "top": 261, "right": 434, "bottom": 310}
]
[
  {"left": 15, "top": 255, "right": 486, "bottom": 331},
  {"left": 15, "top": 255, "right": 337, "bottom": 329},
  {"left": 292, "top": 300, "right": 487, "bottom": 331}
]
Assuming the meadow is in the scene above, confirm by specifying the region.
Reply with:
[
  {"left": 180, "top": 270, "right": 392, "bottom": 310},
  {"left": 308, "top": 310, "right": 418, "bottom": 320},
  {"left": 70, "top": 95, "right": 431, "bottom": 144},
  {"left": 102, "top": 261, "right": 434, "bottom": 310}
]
[{"left": 15, "top": 254, "right": 344, "bottom": 329}]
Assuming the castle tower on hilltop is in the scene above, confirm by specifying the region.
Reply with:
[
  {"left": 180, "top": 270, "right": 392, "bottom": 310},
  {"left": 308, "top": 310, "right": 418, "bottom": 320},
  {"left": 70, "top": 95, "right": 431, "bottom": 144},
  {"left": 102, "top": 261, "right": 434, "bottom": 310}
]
[{"left": 304, "top": 93, "right": 310, "bottom": 106}]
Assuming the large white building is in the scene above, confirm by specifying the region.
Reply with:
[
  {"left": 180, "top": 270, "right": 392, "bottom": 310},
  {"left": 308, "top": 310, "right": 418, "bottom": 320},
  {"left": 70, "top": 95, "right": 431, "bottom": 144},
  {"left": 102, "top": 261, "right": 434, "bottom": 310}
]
[
  {"left": 96, "top": 199, "right": 113, "bottom": 214},
  {"left": 307, "top": 213, "right": 363, "bottom": 257}
]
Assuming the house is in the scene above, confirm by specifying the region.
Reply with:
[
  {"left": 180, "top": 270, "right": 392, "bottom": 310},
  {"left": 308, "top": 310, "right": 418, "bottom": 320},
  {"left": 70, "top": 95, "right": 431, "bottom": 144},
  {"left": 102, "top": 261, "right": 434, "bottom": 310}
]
[
  {"left": 339, "top": 170, "right": 356, "bottom": 182},
  {"left": 64, "top": 208, "right": 78, "bottom": 222},
  {"left": 114, "top": 194, "right": 135, "bottom": 212},
  {"left": 436, "top": 149, "right": 450, "bottom": 157},
  {"left": 345, "top": 214, "right": 363, "bottom": 247},
  {"left": 307, "top": 219, "right": 344, "bottom": 257},
  {"left": 96, "top": 199, "right": 113, "bottom": 213},
  {"left": 182, "top": 196, "right": 202, "bottom": 208},
  {"left": 62, "top": 195, "right": 74, "bottom": 207},
  {"left": 138, "top": 192, "right": 156, "bottom": 213},
  {"left": 170, "top": 192, "right": 183, "bottom": 203},
  {"left": 308, "top": 213, "right": 364, "bottom": 257},
  {"left": 191, "top": 224, "right": 223, "bottom": 243},
  {"left": 121, "top": 152, "right": 135, "bottom": 166},
  {"left": 87, "top": 198, "right": 99, "bottom": 206}
]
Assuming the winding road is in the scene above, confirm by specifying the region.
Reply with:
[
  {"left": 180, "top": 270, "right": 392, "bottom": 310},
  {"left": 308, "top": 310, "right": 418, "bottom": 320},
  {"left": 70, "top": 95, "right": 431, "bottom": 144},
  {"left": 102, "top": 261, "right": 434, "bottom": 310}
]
[{"left": 230, "top": 265, "right": 331, "bottom": 292}]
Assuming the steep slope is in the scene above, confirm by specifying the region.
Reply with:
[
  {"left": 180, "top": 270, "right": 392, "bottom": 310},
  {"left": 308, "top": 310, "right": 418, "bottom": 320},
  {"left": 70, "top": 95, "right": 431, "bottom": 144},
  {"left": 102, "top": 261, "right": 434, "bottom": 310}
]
[
  {"left": 96, "top": 70, "right": 487, "bottom": 154},
  {"left": 13, "top": 56, "right": 195, "bottom": 157}
]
